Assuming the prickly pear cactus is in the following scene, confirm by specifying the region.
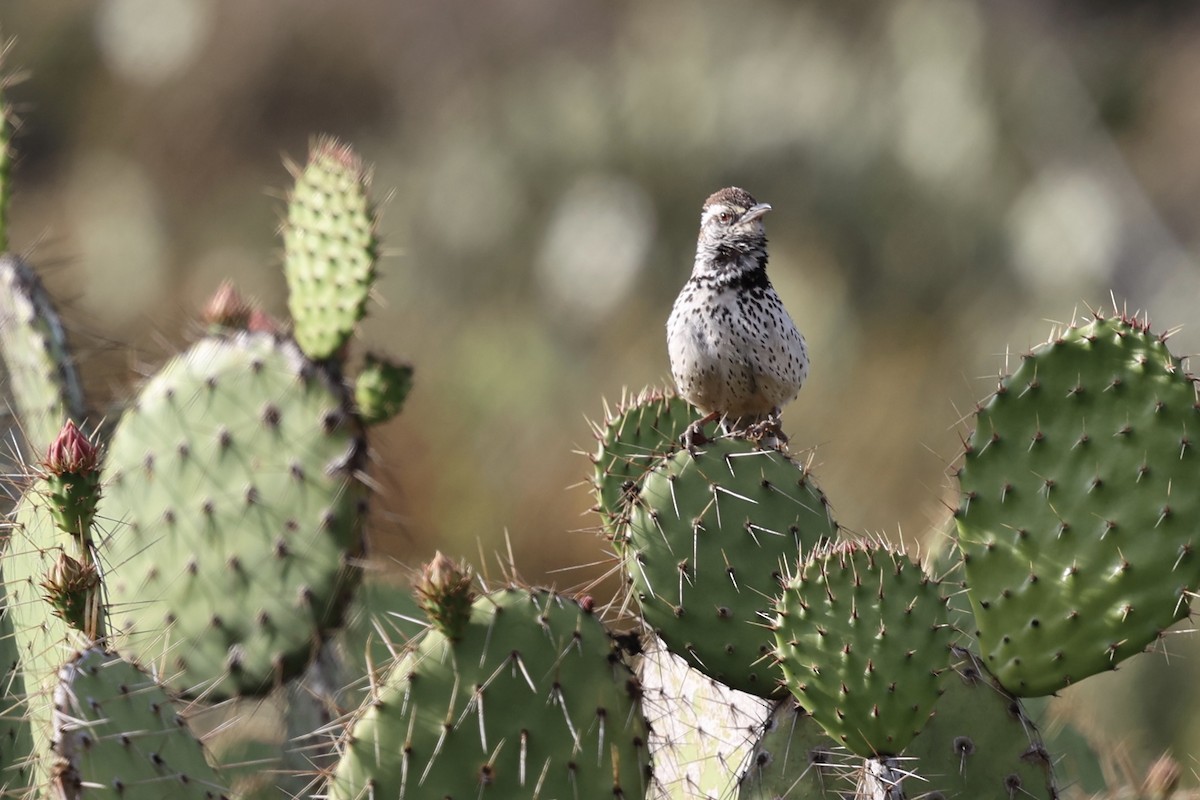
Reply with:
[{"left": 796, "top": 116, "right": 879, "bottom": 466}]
[
  {"left": 0, "top": 254, "right": 86, "bottom": 455},
  {"left": 897, "top": 648, "right": 1057, "bottom": 799},
  {"left": 99, "top": 332, "right": 366, "bottom": 700},
  {"left": 0, "top": 573, "right": 34, "bottom": 797},
  {"left": 736, "top": 700, "right": 858, "bottom": 800},
  {"left": 956, "top": 314, "right": 1200, "bottom": 696},
  {"left": 51, "top": 647, "right": 230, "bottom": 799},
  {"left": 626, "top": 436, "right": 837, "bottom": 697},
  {"left": 283, "top": 138, "right": 378, "bottom": 362},
  {"left": 354, "top": 352, "right": 413, "bottom": 426},
  {"left": 773, "top": 539, "right": 954, "bottom": 758},
  {"left": 591, "top": 388, "right": 699, "bottom": 537},
  {"left": 2, "top": 487, "right": 96, "bottom": 787},
  {"left": 328, "top": 585, "right": 651, "bottom": 800}
]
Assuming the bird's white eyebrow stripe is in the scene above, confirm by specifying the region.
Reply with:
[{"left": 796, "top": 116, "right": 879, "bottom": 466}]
[{"left": 702, "top": 204, "right": 732, "bottom": 223}]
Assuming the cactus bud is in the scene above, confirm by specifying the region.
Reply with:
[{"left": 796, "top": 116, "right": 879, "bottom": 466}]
[
  {"left": 41, "top": 420, "right": 101, "bottom": 541},
  {"left": 202, "top": 280, "right": 252, "bottom": 331},
  {"left": 44, "top": 420, "right": 97, "bottom": 476},
  {"left": 415, "top": 552, "right": 474, "bottom": 640},
  {"left": 40, "top": 551, "right": 102, "bottom": 639}
]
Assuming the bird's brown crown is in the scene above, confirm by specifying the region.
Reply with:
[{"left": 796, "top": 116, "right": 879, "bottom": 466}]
[{"left": 703, "top": 186, "right": 758, "bottom": 213}]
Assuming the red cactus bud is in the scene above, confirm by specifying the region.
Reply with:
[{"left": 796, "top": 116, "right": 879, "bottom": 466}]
[
  {"left": 202, "top": 280, "right": 252, "bottom": 329},
  {"left": 247, "top": 308, "right": 282, "bottom": 335},
  {"left": 44, "top": 420, "right": 98, "bottom": 475}
]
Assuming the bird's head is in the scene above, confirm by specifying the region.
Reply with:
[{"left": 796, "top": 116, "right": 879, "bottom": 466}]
[{"left": 695, "top": 187, "right": 771, "bottom": 276}]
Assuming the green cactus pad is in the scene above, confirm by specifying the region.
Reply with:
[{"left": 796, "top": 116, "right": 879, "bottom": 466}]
[
  {"left": 0, "top": 569, "right": 34, "bottom": 796},
  {"left": 354, "top": 352, "right": 413, "bottom": 426},
  {"left": 52, "top": 647, "right": 230, "bottom": 799},
  {"left": 625, "top": 437, "right": 837, "bottom": 697},
  {"left": 329, "top": 586, "right": 650, "bottom": 800},
  {"left": 590, "top": 387, "right": 700, "bottom": 537},
  {"left": 773, "top": 540, "right": 954, "bottom": 758},
  {"left": 283, "top": 138, "right": 378, "bottom": 362},
  {"left": 736, "top": 700, "right": 858, "bottom": 800},
  {"left": 898, "top": 648, "right": 1057, "bottom": 799},
  {"left": 99, "top": 332, "right": 366, "bottom": 700},
  {"left": 0, "top": 254, "right": 87, "bottom": 456},
  {"left": 956, "top": 315, "right": 1200, "bottom": 696},
  {"left": 2, "top": 487, "right": 97, "bottom": 790}
]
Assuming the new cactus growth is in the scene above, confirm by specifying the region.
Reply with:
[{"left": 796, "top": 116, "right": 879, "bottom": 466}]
[
  {"left": 354, "top": 352, "right": 414, "bottom": 426},
  {"left": 40, "top": 421, "right": 101, "bottom": 540},
  {"left": 955, "top": 314, "right": 1200, "bottom": 696},
  {"left": 625, "top": 436, "right": 837, "bottom": 697},
  {"left": 772, "top": 539, "right": 954, "bottom": 758},
  {"left": 329, "top": 578, "right": 651, "bottom": 800},
  {"left": 284, "top": 137, "right": 379, "bottom": 362},
  {"left": 99, "top": 332, "right": 367, "bottom": 699}
]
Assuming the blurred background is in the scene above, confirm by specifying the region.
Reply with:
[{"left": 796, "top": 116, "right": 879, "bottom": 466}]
[{"left": 3, "top": 0, "right": 1200, "bottom": 784}]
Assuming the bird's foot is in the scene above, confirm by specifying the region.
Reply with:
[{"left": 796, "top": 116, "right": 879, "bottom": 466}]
[
  {"left": 746, "top": 416, "right": 788, "bottom": 448},
  {"left": 680, "top": 420, "right": 711, "bottom": 448},
  {"left": 681, "top": 411, "right": 720, "bottom": 448}
]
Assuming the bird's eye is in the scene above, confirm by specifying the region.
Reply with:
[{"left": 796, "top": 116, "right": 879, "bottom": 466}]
[{"left": 718, "top": 211, "right": 734, "bottom": 224}]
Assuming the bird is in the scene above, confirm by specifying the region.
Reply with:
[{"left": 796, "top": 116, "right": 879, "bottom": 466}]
[{"left": 666, "top": 187, "right": 809, "bottom": 444}]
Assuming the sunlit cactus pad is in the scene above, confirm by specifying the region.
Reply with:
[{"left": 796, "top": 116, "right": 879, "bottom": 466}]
[
  {"left": 590, "top": 387, "right": 699, "bottom": 537},
  {"left": 2, "top": 489, "right": 95, "bottom": 783},
  {"left": 283, "top": 137, "right": 378, "bottom": 362},
  {"left": 51, "top": 647, "right": 230, "bottom": 800},
  {"left": 0, "top": 254, "right": 86, "bottom": 455},
  {"left": 329, "top": 586, "right": 650, "bottom": 800},
  {"left": 0, "top": 572, "right": 33, "bottom": 796},
  {"left": 956, "top": 314, "right": 1200, "bottom": 696},
  {"left": 626, "top": 436, "right": 836, "bottom": 697},
  {"left": 100, "top": 332, "right": 366, "bottom": 699},
  {"left": 773, "top": 539, "right": 954, "bottom": 758}
]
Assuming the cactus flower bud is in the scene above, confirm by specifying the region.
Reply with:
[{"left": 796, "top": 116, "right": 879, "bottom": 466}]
[
  {"left": 202, "top": 279, "right": 252, "bottom": 330},
  {"left": 40, "top": 420, "right": 102, "bottom": 540},
  {"left": 43, "top": 420, "right": 97, "bottom": 476},
  {"left": 415, "top": 552, "right": 474, "bottom": 640},
  {"left": 40, "top": 551, "right": 102, "bottom": 639}
]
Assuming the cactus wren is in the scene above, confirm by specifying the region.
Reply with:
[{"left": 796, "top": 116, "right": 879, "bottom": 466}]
[{"left": 667, "top": 187, "right": 809, "bottom": 443}]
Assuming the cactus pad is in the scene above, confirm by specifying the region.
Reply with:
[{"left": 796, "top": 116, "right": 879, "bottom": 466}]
[
  {"left": 283, "top": 138, "right": 378, "bottom": 362},
  {"left": 639, "top": 634, "right": 771, "bottom": 799},
  {"left": 897, "top": 647, "right": 1058, "bottom": 800},
  {"left": 625, "top": 437, "right": 837, "bottom": 697},
  {"left": 736, "top": 700, "right": 858, "bottom": 800},
  {"left": 0, "top": 570, "right": 34, "bottom": 796},
  {"left": 51, "top": 647, "right": 230, "bottom": 799},
  {"left": 3, "top": 487, "right": 104, "bottom": 793},
  {"left": 329, "top": 586, "right": 650, "bottom": 800},
  {"left": 99, "top": 332, "right": 366, "bottom": 699},
  {"left": 590, "top": 388, "right": 700, "bottom": 537},
  {"left": 773, "top": 540, "right": 954, "bottom": 758},
  {"left": 0, "top": 254, "right": 86, "bottom": 456},
  {"left": 956, "top": 315, "right": 1200, "bottom": 696}
]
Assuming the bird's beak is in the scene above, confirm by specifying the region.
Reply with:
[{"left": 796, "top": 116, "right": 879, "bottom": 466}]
[{"left": 739, "top": 203, "right": 772, "bottom": 224}]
